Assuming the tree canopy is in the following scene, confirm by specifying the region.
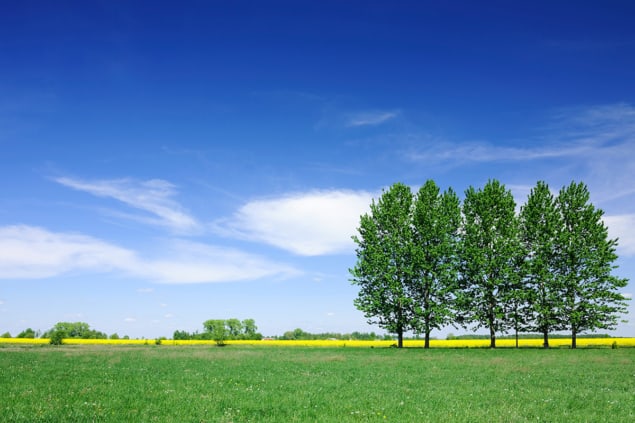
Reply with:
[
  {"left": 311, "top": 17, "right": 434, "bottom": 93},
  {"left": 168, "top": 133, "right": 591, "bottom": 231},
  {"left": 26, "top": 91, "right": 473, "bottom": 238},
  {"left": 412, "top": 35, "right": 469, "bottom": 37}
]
[{"left": 352, "top": 179, "right": 629, "bottom": 348}]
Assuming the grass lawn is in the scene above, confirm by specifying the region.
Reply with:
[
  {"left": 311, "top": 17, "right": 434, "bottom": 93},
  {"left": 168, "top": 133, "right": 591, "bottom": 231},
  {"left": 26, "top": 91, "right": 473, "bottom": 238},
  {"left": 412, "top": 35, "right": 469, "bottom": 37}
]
[{"left": 1, "top": 345, "right": 633, "bottom": 422}]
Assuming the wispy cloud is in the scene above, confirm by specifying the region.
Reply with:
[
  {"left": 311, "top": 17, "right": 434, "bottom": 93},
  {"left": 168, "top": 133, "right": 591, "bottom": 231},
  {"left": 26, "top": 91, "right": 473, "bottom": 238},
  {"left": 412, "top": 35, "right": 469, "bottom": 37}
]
[
  {"left": 215, "top": 190, "right": 375, "bottom": 256},
  {"left": 54, "top": 177, "right": 199, "bottom": 233},
  {"left": 0, "top": 225, "right": 297, "bottom": 283},
  {"left": 406, "top": 103, "right": 634, "bottom": 164},
  {"left": 604, "top": 214, "right": 635, "bottom": 257},
  {"left": 346, "top": 110, "right": 399, "bottom": 127},
  {"left": 406, "top": 103, "right": 635, "bottom": 205}
]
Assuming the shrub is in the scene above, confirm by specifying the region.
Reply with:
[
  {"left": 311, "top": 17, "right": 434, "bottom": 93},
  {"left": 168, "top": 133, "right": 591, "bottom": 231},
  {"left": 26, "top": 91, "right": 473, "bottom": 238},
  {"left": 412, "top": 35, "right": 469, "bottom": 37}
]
[{"left": 49, "top": 330, "right": 66, "bottom": 345}]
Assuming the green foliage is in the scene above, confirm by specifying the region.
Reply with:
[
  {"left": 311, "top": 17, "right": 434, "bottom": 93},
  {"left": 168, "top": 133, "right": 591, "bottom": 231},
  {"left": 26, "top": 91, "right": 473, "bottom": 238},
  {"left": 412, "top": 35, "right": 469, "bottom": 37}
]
[
  {"left": 519, "top": 181, "right": 563, "bottom": 348},
  {"left": 1, "top": 332, "right": 11, "bottom": 338},
  {"left": 16, "top": 328, "right": 36, "bottom": 338},
  {"left": 554, "top": 182, "right": 629, "bottom": 348},
  {"left": 203, "top": 319, "right": 228, "bottom": 345},
  {"left": 410, "top": 180, "right": 461, "bottom": 347},
  {"left": 350, "top": 183, "right": 417, "bottom": 347},
  {"left": 2, "top": 346, "right": 634, "bottom": 422},
  {"left": 278, "top": 329, "right": 380, "bottom": 340},
  {"left": 457, "top": 179, "right": 523, "bottom": 348},
  {"left": 194, "top": 318, "right": 263, "bottom": 344},
  {"left": 43, "top": 322, "right": 107, "bottom": 339},
  {"left": 351, "top": 178, "right": 629, "bottom": 349},
  {"left": 109, "top": 333, "right": 120, "bottom": 340},
  {"left": 49, "top": 330, "right": 66, "bottom": 345}
]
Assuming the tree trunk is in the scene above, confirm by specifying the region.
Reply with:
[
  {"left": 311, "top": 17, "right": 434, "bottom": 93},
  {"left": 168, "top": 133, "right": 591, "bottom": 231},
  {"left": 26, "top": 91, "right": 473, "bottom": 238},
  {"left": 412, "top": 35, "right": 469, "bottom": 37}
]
[
  {"left": 489, "top": 327, "right": 496, "bottom": 349},
  {"left": 397, "top": 330, "right": 404, "bottom": 348},
  {"left": 424, "top": 329, "right": 430, "bottom": 349},
  {"left": 571, "top": 329, "right": 577, "bottom": 349},
  {"left": 542, "top": 330, "right": 549, "bottom": 349},
  {"left": 515, "top": 329, "right": 519, "bottom": 349}
]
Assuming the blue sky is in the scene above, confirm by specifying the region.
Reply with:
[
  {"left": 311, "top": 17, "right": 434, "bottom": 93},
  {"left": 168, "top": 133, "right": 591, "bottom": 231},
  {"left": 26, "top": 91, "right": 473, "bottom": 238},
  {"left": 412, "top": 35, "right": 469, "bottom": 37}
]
[{"left": 1, "top": 1, "right": 634, "bottom": 339}]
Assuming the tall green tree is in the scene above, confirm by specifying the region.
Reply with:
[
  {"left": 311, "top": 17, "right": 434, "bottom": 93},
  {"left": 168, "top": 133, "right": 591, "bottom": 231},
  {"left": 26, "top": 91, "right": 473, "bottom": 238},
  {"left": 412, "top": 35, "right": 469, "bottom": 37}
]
[
  {"left": 226, "top": 318, "right": 243, "bottom": 339},
  {"left": 203, "top": 319, "right": 228, "bottom": 345},
  {"left": 242, "top": 319, "right": 261, "bottom": 340},
  {"left": 519, "top": 181, "right": 562, "bottom": 348},
  {"left": 410, "top": 180, "right": 461, "bottom": 348},
  {"left": 458, "top": 179, "right": 523, "bottom": 348},
  {"left": 350, "top": 183, "right": 416, "bottom": 348},
  {"left": 554, "top": 182, "right": 629, "bottom": 348}
]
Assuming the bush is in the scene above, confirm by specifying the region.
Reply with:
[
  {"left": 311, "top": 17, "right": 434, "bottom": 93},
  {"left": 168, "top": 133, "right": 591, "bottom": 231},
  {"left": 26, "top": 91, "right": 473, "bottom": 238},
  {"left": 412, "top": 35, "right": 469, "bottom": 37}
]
[{"left": 49, "top": 330, "right": 66, "bottom": 345}]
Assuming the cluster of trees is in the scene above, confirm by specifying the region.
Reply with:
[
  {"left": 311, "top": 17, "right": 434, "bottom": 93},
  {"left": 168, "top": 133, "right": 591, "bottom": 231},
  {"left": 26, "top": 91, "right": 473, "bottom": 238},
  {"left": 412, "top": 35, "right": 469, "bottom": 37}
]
[
  {"left": 1, "top": 323, "right": 129, "bottom": 343},
  {"left": 174, "top": 318, "right": 262, "bottom": 345},
  {"left": 277, "top": 328, "right": 392, "bottom": 341},
  {"left": 43, "top": 322, "right": 109, "bottom": 340},
  {"left": 351, "top": 179, "right": 629, "bottom": 349}
]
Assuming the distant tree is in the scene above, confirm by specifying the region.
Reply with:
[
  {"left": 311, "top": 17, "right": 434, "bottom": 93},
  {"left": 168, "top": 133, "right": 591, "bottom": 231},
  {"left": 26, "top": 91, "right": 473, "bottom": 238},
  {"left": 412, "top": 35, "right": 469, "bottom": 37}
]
[
  {"left": 203, "top": 319, "right": 228, "bottom": 346},
  {"left": 43, "top": 322, "right": 107, "bottom": 339},
  {"left": 1, "top": 332, "right": 11, "bottom": 338},
  {"left": 554, "top": 182, "right": 629, "bottom": 348},
  {"left": 281, "top": 330, "right": 296, "bottom": 340},
  {"left": 410, "top": 180, "right": 461, "bottom": 348},
  {"left": 49, "top": 330, "right": 66, "bottom": 345},
  {"left": 519, "top": 181, "right": 563, "bottom": 348},
  {"left": 173, "top": 330, "right": 192, "bottom": 340},
  {"left": 109, "top": 333, "right": 120, "bottom": 340},
  {"left": 351, "top": 183, "right": 417, "bottom": 348},
  {"left": 241, "top": 319, "right": 262, "bottom": 340},
  {"left": 16, "top": 328, "right": 36, "bottom": 338},
  {"left": 226, "top": 318, "right": 243, "bottom": 339},
  {"left": 457, "top": 180, "right": 523, "bottom": 348}
]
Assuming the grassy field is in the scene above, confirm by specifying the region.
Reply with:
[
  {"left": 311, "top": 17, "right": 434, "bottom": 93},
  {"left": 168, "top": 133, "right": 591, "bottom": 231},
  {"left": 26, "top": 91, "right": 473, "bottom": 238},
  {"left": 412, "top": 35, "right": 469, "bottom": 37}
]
[{"left": 1, "top": 345, "right": 633, "bottom": 422}]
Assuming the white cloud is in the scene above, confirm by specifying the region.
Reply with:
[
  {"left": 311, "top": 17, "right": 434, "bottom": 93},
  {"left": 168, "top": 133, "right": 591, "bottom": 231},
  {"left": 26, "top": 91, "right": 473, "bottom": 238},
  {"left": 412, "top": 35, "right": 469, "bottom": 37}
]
[
  {"left": 406, "top": 140, "right": 592, "bottom": 164},
  {"left": 216, "top": 190, "right": 375, "bottom": 256},
  {"left": 124, "top": 317, "right": 136, "bottom": 322},
  {"left": 604, "top": 214, "right": 635, "bottom": 257},
  {"left": 0, "top": 225, "right": 297, "bottom": 283},
  {"left": 136, "top": 288, "right": 154, "bottom": 294},
  {"left": 144, "top": 240, "right": 299, "bottom": 283},
  {"left": 0, "top": 225, "right": 138, "bottom": 278},
  {"left": 406, "top": 103, "right": 635, "bottom": 207},
  {"left": 347, "top": 110, "right": 399, "bottom": 127},
  {"left": 54, "top": 177, "right": 199, "bottom": 232},
  {"left": 405, "top": 103, "right": 634, "bottom": 164}
]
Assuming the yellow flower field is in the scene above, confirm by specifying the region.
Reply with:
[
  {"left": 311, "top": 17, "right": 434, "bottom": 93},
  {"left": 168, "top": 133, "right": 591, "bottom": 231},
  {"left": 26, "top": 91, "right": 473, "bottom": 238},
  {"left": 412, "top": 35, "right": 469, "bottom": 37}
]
[{"left": 1, "top": 337, "right": 634, "bottom": 347}]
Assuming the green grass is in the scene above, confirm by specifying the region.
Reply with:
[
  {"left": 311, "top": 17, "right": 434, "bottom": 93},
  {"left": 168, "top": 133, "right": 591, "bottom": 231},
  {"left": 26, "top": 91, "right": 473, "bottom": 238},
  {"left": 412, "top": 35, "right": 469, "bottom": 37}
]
[{"left": 1, "top": 345, "right": 634, "bottom": 422}]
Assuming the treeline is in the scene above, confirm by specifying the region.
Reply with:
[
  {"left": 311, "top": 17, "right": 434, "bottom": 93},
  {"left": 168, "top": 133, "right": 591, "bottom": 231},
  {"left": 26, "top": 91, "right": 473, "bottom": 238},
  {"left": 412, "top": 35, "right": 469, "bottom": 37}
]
[
  {"left": 446, "top": 333, "right": 610, "bottom": 340},
  {"left": 174, "top": 318, "right": 263, "bottom": 344},
  {"left": 351, "top": 179, "right": 629, "bottom": 349},
  {"left": 0, "top": 322, "right": 130, "bottom": 345},
  {"left": 276, "top": 328, "right": 392, "bottom": 341}
]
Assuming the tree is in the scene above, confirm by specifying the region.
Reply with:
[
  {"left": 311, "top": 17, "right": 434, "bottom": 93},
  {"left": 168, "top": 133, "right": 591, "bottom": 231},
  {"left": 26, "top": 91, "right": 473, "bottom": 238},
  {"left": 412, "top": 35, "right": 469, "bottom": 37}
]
[
  {"left": 519, "top": 181, "right": 562, "bottom": 348},
  {"left": 43, "top": 322, "right": 107, "bottom": 339},
  {"left": 49, "top": 330, "right": 66, "bottom": 345},
  {"left": 1, "top": 332, "right": 11, "bottom": 338},
  {"left": 350, "top": 183, "right": 416, "bottom": 348},
  {"left": 242, "top": 319, "right": 261, "bottom": 340},
  {"left": 226, "top": 318, "right": 243, "bottom": 339},
  {"left": 16, "top": 328, "right": 36, "bottom": 338},
  {"left": 458, "top": 180, "right": 523, "bottom": 348},
  {"left": 554, "top": 182, "right": 629, "bottom": 348},
  {"left": 410, "top": 180, "right": 461, "bottom": 348},
  {"left": 203, "top": 319, "right": 229, "bottom": 345}
]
